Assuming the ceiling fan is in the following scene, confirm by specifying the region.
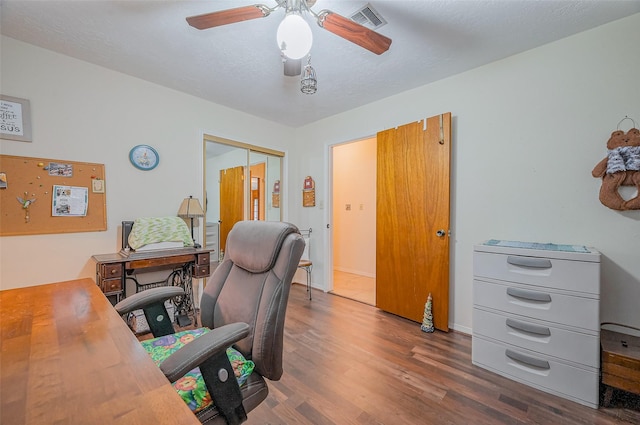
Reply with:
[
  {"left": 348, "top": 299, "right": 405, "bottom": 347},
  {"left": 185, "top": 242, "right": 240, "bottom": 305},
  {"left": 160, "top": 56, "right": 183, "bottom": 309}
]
[{"left": 186, "top": 0, "right": 392, "bottom": 77}]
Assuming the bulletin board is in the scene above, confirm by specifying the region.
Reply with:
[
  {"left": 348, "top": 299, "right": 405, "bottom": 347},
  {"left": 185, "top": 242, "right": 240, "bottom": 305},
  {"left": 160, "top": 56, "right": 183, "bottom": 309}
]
[{"left": 0, "top": 155, "right": 107, "bottom": 236}]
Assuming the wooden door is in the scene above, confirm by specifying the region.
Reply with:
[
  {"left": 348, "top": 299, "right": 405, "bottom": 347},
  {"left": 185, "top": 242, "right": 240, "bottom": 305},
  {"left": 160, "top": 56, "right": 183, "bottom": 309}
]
[
  {"left": 219, "top": 166, "right": 244, "bottom": 253},
  {"left": 376, "top": 113, "right": 451, "bottom": 331}
]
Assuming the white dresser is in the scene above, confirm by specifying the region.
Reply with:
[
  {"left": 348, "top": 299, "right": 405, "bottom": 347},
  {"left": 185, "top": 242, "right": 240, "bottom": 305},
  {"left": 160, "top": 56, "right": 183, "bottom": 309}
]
[
  {"left": 472, "top": 241, "right": 601, "bottom": 408},
  {"left": 205, "top": 222, "right": 219, "bottom": 262}
]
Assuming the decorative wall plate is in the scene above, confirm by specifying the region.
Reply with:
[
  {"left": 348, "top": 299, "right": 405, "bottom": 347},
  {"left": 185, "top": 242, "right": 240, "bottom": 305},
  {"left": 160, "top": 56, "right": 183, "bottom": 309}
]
[{"left": 129, "top": 145, "right": 159, "bottom": 171}]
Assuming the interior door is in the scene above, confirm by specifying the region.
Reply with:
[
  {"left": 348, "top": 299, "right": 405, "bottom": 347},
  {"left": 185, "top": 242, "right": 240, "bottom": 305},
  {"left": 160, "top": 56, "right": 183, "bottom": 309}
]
[
  {"left": 219, "top": 165, "right": 244, "bottom": 253},
  {"left": 376, "top": 113, "right": 451, "bottom": 331}
]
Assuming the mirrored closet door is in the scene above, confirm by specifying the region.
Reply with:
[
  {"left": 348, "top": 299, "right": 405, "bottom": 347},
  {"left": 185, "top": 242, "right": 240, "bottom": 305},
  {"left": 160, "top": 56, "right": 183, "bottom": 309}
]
[{"left": 203, "top": 136, "right": 283, "bottom": 259}]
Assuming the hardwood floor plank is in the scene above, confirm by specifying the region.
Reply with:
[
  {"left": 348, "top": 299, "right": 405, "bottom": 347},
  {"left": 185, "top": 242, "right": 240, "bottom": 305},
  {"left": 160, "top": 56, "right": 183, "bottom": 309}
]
[{"left": 241, "top": 285, "right": 640, "bottom": 424}]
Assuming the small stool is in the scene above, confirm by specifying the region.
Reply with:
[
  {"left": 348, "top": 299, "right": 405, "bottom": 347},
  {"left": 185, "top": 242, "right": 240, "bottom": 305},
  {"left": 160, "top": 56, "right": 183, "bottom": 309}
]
[
  {"left": 600, "top": 328, "right": 640, "bottom": 406},
  {"left": 298, "top": 260, "right": 313, "bottom": 300},
  {"left": 297, "top": 228, "right": 313, "bottom": 301}
]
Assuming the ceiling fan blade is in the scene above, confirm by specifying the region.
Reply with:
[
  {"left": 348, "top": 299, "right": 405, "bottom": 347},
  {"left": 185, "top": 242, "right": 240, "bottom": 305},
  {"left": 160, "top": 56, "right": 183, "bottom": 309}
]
[
  {"left": 284, "top": 58, "right": 302, "bottom": 76},
  {"left": 318, "top": 11, "right": 392, "bottom": 55},
  {"left": 186, "top": 5, "right": 270, "bottom": 30}
]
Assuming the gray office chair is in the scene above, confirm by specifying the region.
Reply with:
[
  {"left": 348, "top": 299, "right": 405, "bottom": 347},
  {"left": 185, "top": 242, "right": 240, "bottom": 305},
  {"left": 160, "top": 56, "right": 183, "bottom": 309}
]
[{"left": 114, "top": 221, "right": 304, "bottom": 425}]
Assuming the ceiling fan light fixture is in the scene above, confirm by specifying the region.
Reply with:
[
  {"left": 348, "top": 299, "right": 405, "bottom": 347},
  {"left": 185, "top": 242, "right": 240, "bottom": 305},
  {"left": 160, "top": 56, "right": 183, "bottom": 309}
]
[
  {"left": 277, "top": 13, "right": 313, "bottom": 60},
  {"left": 300, "top": 55, "right": 317, "bottom": 95}
]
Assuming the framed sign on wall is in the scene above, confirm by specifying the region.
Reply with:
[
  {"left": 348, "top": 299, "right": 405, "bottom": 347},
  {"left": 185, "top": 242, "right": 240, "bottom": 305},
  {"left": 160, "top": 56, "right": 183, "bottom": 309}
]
[
  {"left": 302, "top": 176, "right": 315, "bottom": 207},
  {"left": 0, "top": 95, "right": 32, "bottom": 143}
]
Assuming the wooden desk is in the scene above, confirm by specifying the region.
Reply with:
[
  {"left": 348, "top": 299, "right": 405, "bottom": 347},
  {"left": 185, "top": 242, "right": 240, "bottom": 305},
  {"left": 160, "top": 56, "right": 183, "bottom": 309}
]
[
  {"left": 0, "top": 279, "right": 200, "bottom": 425},
  {"left": 92, "top": 248, "right": 213, "bottom": 326}
]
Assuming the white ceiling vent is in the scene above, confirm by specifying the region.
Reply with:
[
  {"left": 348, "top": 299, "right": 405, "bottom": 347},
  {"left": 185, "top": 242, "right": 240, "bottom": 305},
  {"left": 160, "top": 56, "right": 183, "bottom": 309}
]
[{"left": 349, "top": 3, "right": 387, "bottom": 30}]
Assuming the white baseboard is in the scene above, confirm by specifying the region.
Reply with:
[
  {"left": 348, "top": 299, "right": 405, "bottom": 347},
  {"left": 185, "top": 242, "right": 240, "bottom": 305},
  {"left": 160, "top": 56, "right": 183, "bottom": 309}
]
[{"left": 449, "top": 323, "right": 472, "bottom": 335}]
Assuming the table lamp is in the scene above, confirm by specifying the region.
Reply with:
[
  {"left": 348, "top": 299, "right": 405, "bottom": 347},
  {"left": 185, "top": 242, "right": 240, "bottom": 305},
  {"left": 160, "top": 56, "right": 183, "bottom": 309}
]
[{"left": 177, "top": 195, "right": 205, "bottom": 248}]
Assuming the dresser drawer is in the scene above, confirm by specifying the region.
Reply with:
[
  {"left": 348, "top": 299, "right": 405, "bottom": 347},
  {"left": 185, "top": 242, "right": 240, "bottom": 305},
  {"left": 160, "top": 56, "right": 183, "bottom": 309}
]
[
  {"left": 473, "top": 251, "right": 599, "bottom": 294},
  {"left": 474, "top": 279, "right": 599, "bottom": 331},
  {"left": 473, "top": 307, "right": 599, "bottom": 367},
  {"left": 196, "top": 252, "right": 210, "bottom": 265},
  {"left": 101, "top": 278, "right": 122, "bottom": 294},
  {"left": 100, "top": 263, "right": 123, "bottom": 278},
  {"left": 193, "top": 263, "right": 210, "bottom": 278},
  {"left": 472, "top": 336, "right": 599, "bottom": 408}
]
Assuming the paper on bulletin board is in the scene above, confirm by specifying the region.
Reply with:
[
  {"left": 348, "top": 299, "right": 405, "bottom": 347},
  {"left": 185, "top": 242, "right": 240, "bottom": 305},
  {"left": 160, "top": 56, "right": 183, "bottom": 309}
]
[{"left": 52, "top": 185, "right": 88, "bottom": 216}]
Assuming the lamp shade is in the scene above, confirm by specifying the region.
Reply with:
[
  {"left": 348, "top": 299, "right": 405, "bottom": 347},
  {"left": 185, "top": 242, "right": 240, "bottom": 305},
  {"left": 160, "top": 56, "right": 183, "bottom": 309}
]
[
  {"left": 177, "top": 196, "right": 204, "bottom": 218},
  {"left": 277, "top": 13, "right": 313, "bottom": 60}
]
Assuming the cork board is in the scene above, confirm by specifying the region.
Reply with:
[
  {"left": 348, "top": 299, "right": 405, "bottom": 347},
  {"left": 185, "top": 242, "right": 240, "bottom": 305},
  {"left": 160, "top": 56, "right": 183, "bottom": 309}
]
[{"left": 0, "top": 155, "right": 107, "bottom": 236}]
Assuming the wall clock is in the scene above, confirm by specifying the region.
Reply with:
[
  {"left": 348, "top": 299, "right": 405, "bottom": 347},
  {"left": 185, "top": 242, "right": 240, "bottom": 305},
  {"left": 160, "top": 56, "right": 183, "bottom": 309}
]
[{"left": 129, "top": 144, "right": 159, "bottom": 171}]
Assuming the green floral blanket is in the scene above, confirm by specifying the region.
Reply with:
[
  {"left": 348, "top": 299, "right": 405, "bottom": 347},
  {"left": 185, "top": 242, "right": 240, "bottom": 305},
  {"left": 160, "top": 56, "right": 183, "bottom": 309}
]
[
  {"left": 140, "top": 328, "right": 255, "bottom": 413},
  {"left": 128, "top": 216, "right": 193, "bottom": 250}
]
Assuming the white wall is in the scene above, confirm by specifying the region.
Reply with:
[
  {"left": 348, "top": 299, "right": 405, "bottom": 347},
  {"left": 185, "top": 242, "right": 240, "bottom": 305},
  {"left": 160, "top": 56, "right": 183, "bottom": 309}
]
[
  {"left": 289, "top": 14, "right": 640, "bottom": 333},
  {"left": 0, "top": 36, "right": 295, "bottom": 289},
  {"left": 2, "top": 14, "right": 639, "bottom": 334}
]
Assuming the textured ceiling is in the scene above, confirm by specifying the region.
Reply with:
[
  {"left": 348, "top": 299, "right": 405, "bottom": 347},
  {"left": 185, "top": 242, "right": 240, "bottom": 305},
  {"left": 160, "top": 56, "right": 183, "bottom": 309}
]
[{"left": 2, "top": 1, "right": 639, "bottom": 127}]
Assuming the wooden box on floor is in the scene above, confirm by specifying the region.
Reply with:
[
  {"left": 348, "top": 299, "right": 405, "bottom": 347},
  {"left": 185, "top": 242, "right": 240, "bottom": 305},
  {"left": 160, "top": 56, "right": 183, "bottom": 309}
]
[{"left": 601, "top": 328, "right": 640, "bottom": 406}]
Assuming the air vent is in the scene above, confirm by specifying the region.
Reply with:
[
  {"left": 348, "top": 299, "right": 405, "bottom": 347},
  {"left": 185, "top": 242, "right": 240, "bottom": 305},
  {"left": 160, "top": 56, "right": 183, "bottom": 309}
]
[{"left": 349, "top": 3, "right": 387, "bottom": 30}]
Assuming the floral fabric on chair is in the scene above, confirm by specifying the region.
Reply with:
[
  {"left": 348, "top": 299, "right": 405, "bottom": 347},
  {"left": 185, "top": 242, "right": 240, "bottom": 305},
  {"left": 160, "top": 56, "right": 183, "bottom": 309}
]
[{"left": 140, "top": 328, "right": 255, "bottom": 413}]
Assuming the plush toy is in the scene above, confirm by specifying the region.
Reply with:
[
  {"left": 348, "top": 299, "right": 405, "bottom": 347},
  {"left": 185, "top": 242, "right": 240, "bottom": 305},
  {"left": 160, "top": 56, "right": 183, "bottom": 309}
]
[
  {"left": 623, "top": 128, "right": 640, "bottom": 209},
  {"left": 592, "top": 128, "right": 640, "bottom": 210}
]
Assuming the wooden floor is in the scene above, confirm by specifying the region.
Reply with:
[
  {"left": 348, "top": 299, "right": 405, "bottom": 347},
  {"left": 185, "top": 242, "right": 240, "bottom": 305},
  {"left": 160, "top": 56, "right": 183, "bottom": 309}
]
[{"left": 244, "top": 284, "right": 640, "bottom": 425}]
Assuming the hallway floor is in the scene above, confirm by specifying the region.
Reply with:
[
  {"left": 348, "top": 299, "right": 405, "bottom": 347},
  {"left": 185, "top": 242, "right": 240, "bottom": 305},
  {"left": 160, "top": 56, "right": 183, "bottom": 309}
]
[{"left": 330, "top": 270, "right": 375, "bottom": 306}]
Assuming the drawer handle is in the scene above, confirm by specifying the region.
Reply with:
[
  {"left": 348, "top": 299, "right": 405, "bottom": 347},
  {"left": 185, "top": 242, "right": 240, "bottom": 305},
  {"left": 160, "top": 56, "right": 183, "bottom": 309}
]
[
  {"left": 507, "top": 256, "right": 552, "bottom": 269},
  {"left": 506, "top": 287, "right": 551, "bottom": 303},
  {"left": 506, "top": 318, "right": 551, "bottom": 336},
  {"left": 505, "top": 349, "right": 550, "bottom": 370}
]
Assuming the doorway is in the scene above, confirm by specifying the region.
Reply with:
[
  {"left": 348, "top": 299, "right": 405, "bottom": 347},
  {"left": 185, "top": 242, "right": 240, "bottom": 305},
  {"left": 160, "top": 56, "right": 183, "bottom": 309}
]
[
  {"left": 327, "top": 113, "right": 451, "bottom": 330},
  {"left": 330, "top": 137, "right": 377, "bottom": 305}
]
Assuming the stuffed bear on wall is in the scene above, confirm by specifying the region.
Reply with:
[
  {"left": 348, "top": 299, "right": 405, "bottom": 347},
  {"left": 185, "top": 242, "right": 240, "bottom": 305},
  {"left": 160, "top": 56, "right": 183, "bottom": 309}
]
[{"left": 592, "top": 128, "right": 640, "bottom": 210}]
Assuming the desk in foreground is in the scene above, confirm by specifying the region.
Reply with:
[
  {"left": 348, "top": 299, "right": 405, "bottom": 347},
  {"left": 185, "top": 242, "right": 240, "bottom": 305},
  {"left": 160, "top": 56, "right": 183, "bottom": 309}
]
[{"left": 0, "top": 279, "right": 200, "bottom": 425}]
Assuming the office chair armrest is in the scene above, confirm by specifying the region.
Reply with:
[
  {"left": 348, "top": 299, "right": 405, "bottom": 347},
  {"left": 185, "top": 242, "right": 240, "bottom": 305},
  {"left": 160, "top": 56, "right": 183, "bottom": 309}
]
[
  {"left": 159, "top": 322, "right": 250, "bottom": 383},
  {"left": 114, "top": 286, "right": 185, "bottom": 315}
]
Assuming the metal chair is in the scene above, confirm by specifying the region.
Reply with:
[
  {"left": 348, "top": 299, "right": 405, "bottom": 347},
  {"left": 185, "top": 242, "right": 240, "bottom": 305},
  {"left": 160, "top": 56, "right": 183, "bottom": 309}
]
[{"left": 297, "top": 228, "right": 312, "bottom": 300}]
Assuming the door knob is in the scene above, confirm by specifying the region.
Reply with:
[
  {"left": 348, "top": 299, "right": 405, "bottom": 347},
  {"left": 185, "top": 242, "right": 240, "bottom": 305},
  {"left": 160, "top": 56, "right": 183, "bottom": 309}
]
[{"left": 436, "top": 229, "right": 446, "bottom": 237}]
